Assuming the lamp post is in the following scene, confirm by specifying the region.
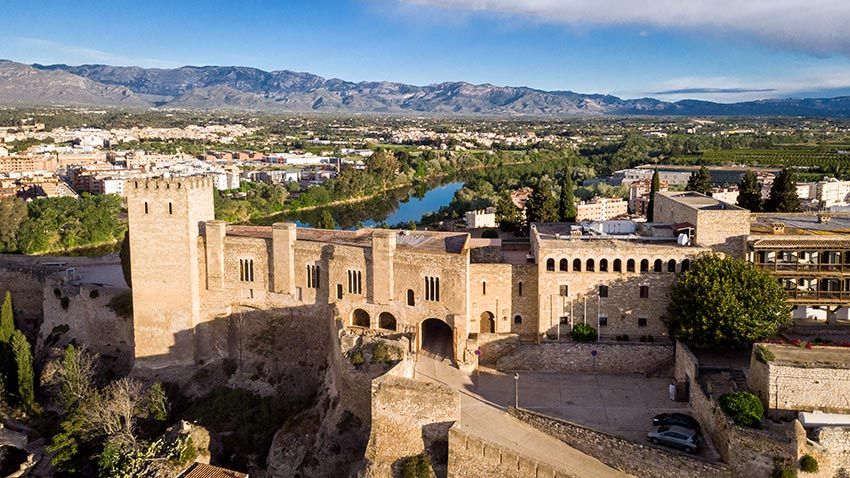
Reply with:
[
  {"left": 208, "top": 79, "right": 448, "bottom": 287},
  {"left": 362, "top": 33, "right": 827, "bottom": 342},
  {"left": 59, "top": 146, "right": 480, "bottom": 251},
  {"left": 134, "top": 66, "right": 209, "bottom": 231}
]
[{"left": 514, "top": 373, "right": 520, "bottom": 408}]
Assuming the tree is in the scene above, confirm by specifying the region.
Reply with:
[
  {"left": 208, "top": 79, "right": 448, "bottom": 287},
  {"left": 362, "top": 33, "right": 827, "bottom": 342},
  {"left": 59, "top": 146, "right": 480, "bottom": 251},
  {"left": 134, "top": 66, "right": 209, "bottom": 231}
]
[
  {"left": 0, "top": 197, "right": 26, "bottom": 252},
  {"left": 685, "top": 166, "right": 712, "bottom": 194},
  {"left": 666, "top": 254, "right": 789, "bottom": 348},
  {"left": 766, "top": 168, "right": 801, "bottom": 212},
  {"left": 737, "top": 171, "right": 763, "bottom": 212},
  {"left": 0, "top": 290, "right": 13, "bottom": 343},
  {"left": 11, "top": 330, "right": 34, "bottom": 411},
  {"left": 316, "top": 210, "right": 336, "bottom": 229},
  {"left": 58, "top": 345, "right": 95, "bottom": 411},
  {"left": 558, "top": 169, "right": 577, "bottom": 222},
  {"left": 496, "top": 191, "right": 521, "bottom": 232},
  {"left": 119, "top": 230, "right": 131, "bottom": 288},
  {"left": 526, "top": 179, "right": 559, "bottom": 225},
  {"left": 647, "top": 169, "right": 660, "bottom": 221}
]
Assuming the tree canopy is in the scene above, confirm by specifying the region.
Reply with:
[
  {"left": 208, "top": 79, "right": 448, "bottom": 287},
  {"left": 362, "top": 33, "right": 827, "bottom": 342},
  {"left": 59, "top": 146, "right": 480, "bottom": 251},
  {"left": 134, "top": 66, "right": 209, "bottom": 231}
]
[
  {"left": 737, "top": 171, "right": 763, "bottom": 212},
  {"left": 766, "top": 168, "right": 801, "bottom": 212},
  {"left": 647, "top": 169, "right": 660, "bottom": 222},
  {"left": 558, "top": 168, "right": 577, "bottom": 222},
  {"left": 685, "top": 166, "right": 712, "bottom": 195},
  {"left": 526, "top": 179, "right": 559, "bottom": 225},
  {"left": 495, "top": 191, "right": 522, "bottom": 232},
  {"left": 665, "top": 254, "right": 789, "bottom": 348}
]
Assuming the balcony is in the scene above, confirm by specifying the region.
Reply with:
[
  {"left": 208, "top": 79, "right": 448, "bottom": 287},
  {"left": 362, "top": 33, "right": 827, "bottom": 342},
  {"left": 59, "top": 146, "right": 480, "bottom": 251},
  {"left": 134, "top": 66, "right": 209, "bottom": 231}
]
[
  {"left": 784, "top": 289, "right": 850, "bottom": 303},
  {"left": 753, "top": 262, "right": 850, "bottom": 273}
]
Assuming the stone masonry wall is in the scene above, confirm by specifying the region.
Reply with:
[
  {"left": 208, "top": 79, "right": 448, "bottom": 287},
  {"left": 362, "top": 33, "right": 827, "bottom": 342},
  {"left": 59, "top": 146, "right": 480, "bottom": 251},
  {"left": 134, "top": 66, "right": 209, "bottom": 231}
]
[
  {"left": 509, "top": 408, "right": 732, "bottom": 478},
  {"left": 447, "top": 424, "right": 584, "bottom": 478},
  {"left": 496, "top": 342, "right": 673, "bottom": 374}
]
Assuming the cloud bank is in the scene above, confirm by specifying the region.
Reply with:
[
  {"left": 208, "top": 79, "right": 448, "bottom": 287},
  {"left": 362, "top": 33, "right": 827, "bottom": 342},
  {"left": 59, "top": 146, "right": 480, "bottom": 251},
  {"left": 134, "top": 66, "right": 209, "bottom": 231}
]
[{"left": 402, "top": 0, "right": 850, "bottom": 56}]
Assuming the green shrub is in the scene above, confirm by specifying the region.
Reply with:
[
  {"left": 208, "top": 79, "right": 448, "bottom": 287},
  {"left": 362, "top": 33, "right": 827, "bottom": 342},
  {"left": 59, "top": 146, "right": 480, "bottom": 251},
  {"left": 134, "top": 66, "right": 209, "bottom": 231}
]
[
  {"left": 350, "top": 350, "right": 365, "bottom": 368},
  {"left": 774, "top": 468, "right": 798, "bottom": 478},
  {"left": 481, "top": 229, "right": 499, "bottom": 239},
  {"left": 106, "top": 291, "right": 133, "bottom": 318},
  {"left": 755, "top": 345, "right": 775, "bottom": 364},
  {"left": 571, "top": 323, "right": 597, "bottom": 343},
  {"left": 799, "top": 454, "right": 818, "bottom": 473},
  {"left": 401, "top": 453, "right": 432, "bottom": 478},
  {"left": 719, "top": 391, "right": 764, "bottom": 428},
  {"left": 371, "top": 342, "right": 391, "bottom": 364}
]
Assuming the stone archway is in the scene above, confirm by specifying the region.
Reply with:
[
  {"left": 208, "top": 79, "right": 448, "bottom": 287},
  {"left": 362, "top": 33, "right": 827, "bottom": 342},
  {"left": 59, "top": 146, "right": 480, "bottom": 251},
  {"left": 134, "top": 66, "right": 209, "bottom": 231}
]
[
  {"left": 480, "top": 311, "right": 495, "bottom": 334},
  {"left": 379, "top": 312, "right": 397, "bottom": 331},
  {"left": 420, "top": 318, "right": 453, "bottom": 359},
  {"left": 352, "top": 309, "right": 370, "bottom": 328}
]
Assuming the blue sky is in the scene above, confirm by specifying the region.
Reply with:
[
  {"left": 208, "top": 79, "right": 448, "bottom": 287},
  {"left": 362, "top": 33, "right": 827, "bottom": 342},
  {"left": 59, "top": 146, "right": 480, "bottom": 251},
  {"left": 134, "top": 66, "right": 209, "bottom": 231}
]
[{"left": 1, "top": 0, "right": 850, "bottom": 102}]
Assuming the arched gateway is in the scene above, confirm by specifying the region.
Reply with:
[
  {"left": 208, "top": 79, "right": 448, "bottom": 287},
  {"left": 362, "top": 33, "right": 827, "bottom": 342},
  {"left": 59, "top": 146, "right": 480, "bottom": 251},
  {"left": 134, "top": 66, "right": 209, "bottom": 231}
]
[{"left": 420, "top": 318, "right": 453, "bottom": 359}]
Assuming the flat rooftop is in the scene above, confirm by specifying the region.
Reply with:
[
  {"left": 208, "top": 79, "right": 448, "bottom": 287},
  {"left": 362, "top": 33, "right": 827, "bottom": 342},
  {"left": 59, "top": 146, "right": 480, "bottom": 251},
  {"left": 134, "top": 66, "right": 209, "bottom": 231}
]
[
  {"left": 226, "top": 225, "right": 468, "bottom": 254},
  {"left": 657, "top": 191, "right": 746, "bottom": 211},
  {"left": 762, "top": 343, "right": 850, "bottom": 369},
  {"left": 533, "top": 222, "right": 681, "bottom": 245},
  {"left": 751, "top": 213, "right": 850, "bottom": 235}
]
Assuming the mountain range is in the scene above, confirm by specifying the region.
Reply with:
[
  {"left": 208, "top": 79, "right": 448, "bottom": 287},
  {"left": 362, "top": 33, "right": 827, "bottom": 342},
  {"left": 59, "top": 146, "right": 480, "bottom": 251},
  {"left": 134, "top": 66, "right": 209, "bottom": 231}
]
[{"left": 1, "top": 59, "right": 850, "bottom": 117}]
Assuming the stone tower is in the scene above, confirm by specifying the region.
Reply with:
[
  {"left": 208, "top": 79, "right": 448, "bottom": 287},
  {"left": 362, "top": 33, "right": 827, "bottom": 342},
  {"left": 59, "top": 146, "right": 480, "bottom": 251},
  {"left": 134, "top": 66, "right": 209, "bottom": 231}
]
[{"left": 125, "top": 177, "right": 215, "bottom": 369}]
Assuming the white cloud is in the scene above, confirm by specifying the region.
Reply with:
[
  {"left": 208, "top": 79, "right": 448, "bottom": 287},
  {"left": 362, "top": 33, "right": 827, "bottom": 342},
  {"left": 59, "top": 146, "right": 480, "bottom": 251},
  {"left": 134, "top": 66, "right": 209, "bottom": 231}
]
[{"left": 401, "top": 0, "right": 850, "bottom": 56}]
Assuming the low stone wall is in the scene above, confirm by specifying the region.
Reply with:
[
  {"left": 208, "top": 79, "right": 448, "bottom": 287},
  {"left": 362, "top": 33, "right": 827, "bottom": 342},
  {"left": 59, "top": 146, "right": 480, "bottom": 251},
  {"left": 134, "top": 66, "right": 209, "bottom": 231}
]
[
  {"left": 475, "top": 333, "right": 520, "bottom": 366},
  {"left": 749, "top": 344, "right": 850, "bottom": 413},
  {"left": 809, "top": 426, "right": 850, "bottom": 478},
  {"left": 689, "top": 377, "right": 793, "bottom": 477},
  {"left": 510, "top": 408, "right": 731, "bottom": 478},
  {"left": 496, "top": 342, "right": 673, "bottom": 374},
  {"left": 447, "top": 424, "right": 581, "bottom": 478}
]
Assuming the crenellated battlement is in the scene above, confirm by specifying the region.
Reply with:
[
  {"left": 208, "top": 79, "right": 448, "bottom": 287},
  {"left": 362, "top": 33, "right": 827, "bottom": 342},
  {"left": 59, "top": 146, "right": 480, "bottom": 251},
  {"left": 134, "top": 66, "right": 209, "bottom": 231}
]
[{"left": 125, "top": 175, "right": 214, "bottom": 191}]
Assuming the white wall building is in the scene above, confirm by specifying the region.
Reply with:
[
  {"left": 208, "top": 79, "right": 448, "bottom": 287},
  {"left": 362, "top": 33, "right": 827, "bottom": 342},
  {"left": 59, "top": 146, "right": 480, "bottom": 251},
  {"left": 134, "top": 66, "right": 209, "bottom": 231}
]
[
  {"left": 466, "top": 209, "right": 497, "bottom": 229},
  {"left": 575, "top": 197, "right": 629, "bottom": 222}
]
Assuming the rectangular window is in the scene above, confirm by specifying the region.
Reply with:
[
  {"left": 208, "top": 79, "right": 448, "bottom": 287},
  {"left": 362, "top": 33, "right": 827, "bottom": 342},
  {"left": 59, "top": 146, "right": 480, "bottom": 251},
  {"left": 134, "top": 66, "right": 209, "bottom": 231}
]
[
  {"left": 425, "top": 276, "right": 440, "bottom": 301},
  {"left": 347, "top": 270, "right": 362, "bottom": 294},
  {"left": 599, "top": 285, "right": 608, "bottom": 298},
  {"left": 518, "top": 282, "right": 523, "bottom": 297},
  {"left": 599, "top": 316, "right": 608, "bottom": 327},
  {"left": 336, "top": 284, "right": 343, "bottom": 300},
  {"left": 638, "top": 318, "right": 648, "bottom": 327},
  {"left": 482, "top": 281, "right": 487, "bottom": 296},
  {"left": 307, "top": 265, "right": 320, "bottom": 289},
  {"left": 559, "top": 316, "right": 569, "bottom": 325},
  {"left": 239, "top": 259, "right": 254, "bottom": 282},
  {"left": 560, "top": 285, "right": 569, "bottom": 297},
  {"left": 639, "top": 285, "right": 649, "bottom": 298}
]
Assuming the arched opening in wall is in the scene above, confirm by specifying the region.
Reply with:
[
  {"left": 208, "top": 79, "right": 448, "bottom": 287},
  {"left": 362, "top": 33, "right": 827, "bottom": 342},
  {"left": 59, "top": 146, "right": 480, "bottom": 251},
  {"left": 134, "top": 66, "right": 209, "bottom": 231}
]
[
  {"left": 352, "top": 309, "right": 370, "bottom": 328},
  {"left": 379, "top": 312, "right": 397, "bottom": 331},
  {"left": 421, "top": 318, "right": 453, "bottom": 359},
  {"left": 600, "top": 259, "right": 608, "bottom": 272},
  {"left": 586, "top": 258, "right": 595, "bottom": 272},
  {"left": 627, "top": 259, "right": 635, "bottom": 272},
  {"left": 640, "top": 259, "right": 649, "bottom": 273},
  {"left": 667, "top": 259, "right": 677, "bottom": 272},
  {"left": 407, "top": 289, "right": 415, "bottom": 306},
  {"left": 480, "top": 311, "right": 495, "bottom": 334},
  {"left": 613, "top": 259, "right": 622, "bottom": 272},
  {"left": 514, "top": 315, "right": 522, "bottom": 325},
  {"left": 559, "top": 258, "right": 568, "bottom": 271},
  {"left": 681, "top": 259, "right": 691, "bottom": 272},
  {"left": 654, "top": 259, "right": 663, "bottom": 272},
  {"left": 573, "top": 258, "right": 582, "bottom": 272},
  {"left": 546, "top": 258, "right": 555, "bottom": 271}
]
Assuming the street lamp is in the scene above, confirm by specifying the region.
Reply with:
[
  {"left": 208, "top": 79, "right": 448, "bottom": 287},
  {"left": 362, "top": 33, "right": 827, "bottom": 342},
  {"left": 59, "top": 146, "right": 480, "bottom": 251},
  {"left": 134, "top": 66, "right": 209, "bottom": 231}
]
[{"left": 514, "top": 373, "right": 519, "bottom": 408}]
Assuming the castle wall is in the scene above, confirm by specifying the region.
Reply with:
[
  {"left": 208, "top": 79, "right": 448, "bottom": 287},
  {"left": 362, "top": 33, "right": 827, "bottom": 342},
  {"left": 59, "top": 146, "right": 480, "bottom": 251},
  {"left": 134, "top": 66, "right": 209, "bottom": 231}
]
[{"left": 495, "top": 342, "right": 673, "bottom": 374}]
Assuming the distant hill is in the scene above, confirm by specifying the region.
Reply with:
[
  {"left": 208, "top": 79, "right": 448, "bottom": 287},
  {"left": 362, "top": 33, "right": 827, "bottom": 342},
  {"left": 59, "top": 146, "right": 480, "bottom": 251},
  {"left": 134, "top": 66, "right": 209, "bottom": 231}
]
[{"left": 0, "top": 60, "right": 846, "bottom": 117}]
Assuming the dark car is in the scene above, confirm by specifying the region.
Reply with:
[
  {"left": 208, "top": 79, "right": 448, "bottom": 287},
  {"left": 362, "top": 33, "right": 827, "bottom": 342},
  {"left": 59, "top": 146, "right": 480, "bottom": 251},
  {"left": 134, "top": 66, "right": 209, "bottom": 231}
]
[
  {"left": 647, "top": 425, "right": 701, "bottom": 453},
  {"left": 652, "top": 412, "right": 700, "bottom": 432}
]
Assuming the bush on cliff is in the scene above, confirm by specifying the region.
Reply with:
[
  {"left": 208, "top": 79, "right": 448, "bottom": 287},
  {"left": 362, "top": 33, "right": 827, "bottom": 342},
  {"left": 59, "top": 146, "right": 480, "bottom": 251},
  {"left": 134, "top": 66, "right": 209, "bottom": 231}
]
[
  {"left": 401, "top": 453, "right": 433, "bottom": 478},
  {"left": 799, "top": 454, "right": 818, "bottom": 473},
  {"left": 571, "top": 323, "right": 597, "bottom": 343},
  {"left": 719, "top": 391, "right": 764, "bottom": 428}
]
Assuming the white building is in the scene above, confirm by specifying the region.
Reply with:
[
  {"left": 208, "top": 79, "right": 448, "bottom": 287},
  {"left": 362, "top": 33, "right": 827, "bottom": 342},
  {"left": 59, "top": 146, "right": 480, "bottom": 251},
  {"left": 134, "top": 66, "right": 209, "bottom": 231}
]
[
  {"left": 575, "top": 197, "right": 629, "bottom": 222},
  {"left": 0, "top": 147, "right": 7, "bottom": 157},
  {"left": 466, "top": 209, "right": 497, "bottom": 229},
  {"left": 710, "top": 186, "right": 739, "bottom": 205}
]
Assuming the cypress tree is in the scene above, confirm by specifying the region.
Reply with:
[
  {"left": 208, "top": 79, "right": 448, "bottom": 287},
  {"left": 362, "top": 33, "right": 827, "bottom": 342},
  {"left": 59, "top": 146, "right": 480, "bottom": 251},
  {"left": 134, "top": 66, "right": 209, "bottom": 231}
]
[
  {"left": 11, "top": 330, "right": 34, "bottom": 411},
  {"left": 0, "top": 291, "right": 13, "bottom": 343},
  {"left": 526, "top": 180, "right": 559, "bottom": 225},
  {"left": 558, "top": 169, "right": 577, "bottom": 222},
  {"left": 737, "top": 171, "right": 763, "bottom": 212},
  {"left": 316, "top": 210, "right": 336, "bottom": 229},
  {"left": 686, "top": 166, "right": 712, "bottom": 194},
  {"left": 496, "top": 191, "right": 521, "bottom": 232},
  {"left": 766, "top": 168, "right": 801, "bottom": 212},
  {"left": 647, "top": 170, "right": 660, "bottom": 222}
]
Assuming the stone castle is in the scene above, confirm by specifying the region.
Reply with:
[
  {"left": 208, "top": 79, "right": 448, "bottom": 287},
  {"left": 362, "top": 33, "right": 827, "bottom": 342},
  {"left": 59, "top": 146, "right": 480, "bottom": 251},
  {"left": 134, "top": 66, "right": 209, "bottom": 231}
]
[{"left": 126, "top": 177, "right": 850, "bottom": 368}]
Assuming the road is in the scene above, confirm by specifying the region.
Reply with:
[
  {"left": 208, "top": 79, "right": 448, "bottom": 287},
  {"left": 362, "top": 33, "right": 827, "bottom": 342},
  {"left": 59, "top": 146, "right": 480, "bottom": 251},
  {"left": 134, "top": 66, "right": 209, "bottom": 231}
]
[{"left": 415, "top": 354, "right": 632, "bottom": 478}]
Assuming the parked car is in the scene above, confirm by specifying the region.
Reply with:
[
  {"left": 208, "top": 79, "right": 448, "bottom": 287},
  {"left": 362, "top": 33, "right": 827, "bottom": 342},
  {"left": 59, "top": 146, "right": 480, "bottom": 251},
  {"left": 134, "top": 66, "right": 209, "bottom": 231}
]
[
  {"left": 652, "top": 412, "right": 700, "bottom": 432},
  {"left": 647, "top": 425, "right": 701, "bottom": 453}
]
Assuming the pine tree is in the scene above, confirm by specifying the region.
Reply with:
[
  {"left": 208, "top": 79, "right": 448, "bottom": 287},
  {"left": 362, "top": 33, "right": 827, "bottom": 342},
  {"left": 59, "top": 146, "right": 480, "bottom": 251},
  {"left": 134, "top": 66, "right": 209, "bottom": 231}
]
[
  {"left": 685, "top": 166, "right": 712, "bottom": 194},
  {"left": 737, "top": 171, "right": 763, "bottom": 212},
  {"left": 647, "top": 170, "right": 660, "bottom": 222},
  {"left": 11, "top": 330, "right": 34, "bottom": 411},
  {"left": 766, "top": 169, "right": 801, "bottom": 212},
  {"left": 316, "top": 210, "right": 336, "bottom": 229},
  {"left": 558, "top": 169, "right": 577, "bottom": 222},
  {"left": 0, "top": 291, "right": 13, "bottom": 343},
  {"left": 526, "top": 179, "right": 559, "bottom": 225},
  {"left": 496, "top": 191, "right": 521, "bottom": 232}
]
